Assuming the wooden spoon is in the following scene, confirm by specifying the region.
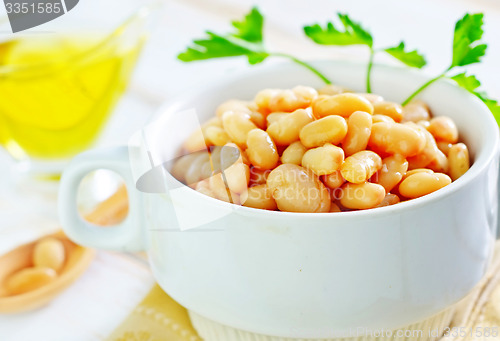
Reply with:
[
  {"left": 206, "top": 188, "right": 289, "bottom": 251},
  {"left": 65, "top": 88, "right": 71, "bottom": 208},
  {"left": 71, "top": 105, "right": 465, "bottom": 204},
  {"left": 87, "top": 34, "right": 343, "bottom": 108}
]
[
  {"left": 0, "top": 184, "right": 129, "bottom": 313},
  {"left": 0, "top": 231, "right": 95, "bottom": 313}
]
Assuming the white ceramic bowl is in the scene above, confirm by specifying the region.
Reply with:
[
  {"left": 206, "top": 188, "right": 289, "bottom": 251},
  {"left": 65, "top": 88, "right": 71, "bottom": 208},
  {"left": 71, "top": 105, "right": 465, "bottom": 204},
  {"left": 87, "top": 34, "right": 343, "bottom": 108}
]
[{"left": 59, "top": 61, "right": 499, "bottom": 339}]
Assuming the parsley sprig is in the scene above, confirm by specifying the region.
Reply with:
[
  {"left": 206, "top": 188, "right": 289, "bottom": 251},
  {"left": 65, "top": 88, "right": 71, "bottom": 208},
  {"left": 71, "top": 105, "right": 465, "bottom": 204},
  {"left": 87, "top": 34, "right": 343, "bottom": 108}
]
[
  {"left": 178, "top": 7, "right": 332, "bottom": 84},
  {"left": 303, "top": 13, "right": 426, "bottom": 93},
  {"left": 402, "top": 13, "right": 500, "bottom": 123},
  {"left": 451, "top": 73, "right": 500, "bottom": 124},
  {"left": 178, "top": 9, "right": 499, "bottom": 123}
]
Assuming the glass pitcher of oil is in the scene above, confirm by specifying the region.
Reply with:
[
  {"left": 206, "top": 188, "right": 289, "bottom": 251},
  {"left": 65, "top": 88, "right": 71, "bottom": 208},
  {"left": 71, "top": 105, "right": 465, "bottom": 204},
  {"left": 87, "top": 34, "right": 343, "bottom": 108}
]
[{"left": 0, "top": 0, "right": 157, "bottom": 176}]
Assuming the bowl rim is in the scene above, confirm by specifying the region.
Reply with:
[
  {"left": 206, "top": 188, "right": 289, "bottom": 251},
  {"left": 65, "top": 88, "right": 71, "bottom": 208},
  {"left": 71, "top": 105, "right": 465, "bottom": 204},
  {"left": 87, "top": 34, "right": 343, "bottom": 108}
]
[{"left": 155, "top": 59, "right": 499, "bottom": 220}]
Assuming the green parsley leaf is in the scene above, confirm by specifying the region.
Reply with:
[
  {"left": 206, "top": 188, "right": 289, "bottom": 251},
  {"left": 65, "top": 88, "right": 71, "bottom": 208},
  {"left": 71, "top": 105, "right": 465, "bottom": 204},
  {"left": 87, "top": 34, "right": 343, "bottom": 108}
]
[
  {"left": 450, "top": 73, "right": 481, "bottom": 92},
  {"left": 304, "top": 13, "right": 373, "bottom": 47},
  {"left": 384, "top": 42, "right": 427, "bottom": 68},
  {"left": 231, "top": 7, "right": 264, "bottom": 43},
  {"left": 451, "top": 73, "right": 500, "bottom": 123},
  {"left": 474, "top": 91, "right": 500, "bottom": 124},
  {"left": 177, "top": 6, "right": 331, "bottom": 82},
  {"left": 177, "top": 8, "right": 269, "bottom": 64},
  {"left": 451, "top": 13, "right": 487, "bottom": 67},
  {"left": 178, "top": 32, "right": 253, "bottom": 61},
  {"left": 482, "top": 97, "right": 500, "bottom": 124}
]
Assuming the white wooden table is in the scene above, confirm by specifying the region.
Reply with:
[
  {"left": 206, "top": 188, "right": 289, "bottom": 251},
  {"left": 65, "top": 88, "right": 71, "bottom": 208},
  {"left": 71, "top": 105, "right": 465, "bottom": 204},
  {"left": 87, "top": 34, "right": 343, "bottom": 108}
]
[{"left": 1, "top": 0, "right": 499, "bottom": 340}]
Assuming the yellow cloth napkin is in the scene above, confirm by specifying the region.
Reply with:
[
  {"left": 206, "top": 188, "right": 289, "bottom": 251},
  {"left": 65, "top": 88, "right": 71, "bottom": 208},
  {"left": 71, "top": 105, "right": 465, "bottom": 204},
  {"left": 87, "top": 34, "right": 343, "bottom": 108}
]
[
  {"left": 107, "top": 242, "right": 500, "bottom": 341},
  {"left": 107, "top": 285, "right": 201, "bottom": 341}
]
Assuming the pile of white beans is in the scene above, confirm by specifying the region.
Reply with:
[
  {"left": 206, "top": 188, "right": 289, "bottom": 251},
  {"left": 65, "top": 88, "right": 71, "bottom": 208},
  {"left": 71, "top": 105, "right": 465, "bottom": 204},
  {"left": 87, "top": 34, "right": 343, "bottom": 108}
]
[{"left": 172, "top": 85, "right": 470, "bottom": 213}]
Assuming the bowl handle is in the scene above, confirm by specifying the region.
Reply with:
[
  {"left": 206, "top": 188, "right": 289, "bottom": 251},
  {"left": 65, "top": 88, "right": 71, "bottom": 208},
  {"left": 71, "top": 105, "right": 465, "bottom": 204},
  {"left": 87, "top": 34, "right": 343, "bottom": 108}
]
[{"left": 58, "top": 146, "right": 145, "bottom": 252}]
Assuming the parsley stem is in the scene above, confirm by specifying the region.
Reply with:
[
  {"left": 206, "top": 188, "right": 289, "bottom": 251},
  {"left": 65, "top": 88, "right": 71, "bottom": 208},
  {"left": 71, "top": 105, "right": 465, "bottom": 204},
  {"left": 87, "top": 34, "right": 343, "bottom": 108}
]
[
  {"left": 271, "top": 53, "right": 332, "bottom": 84},
  {"left": 366, "top": 48, "right": 375, "bottom": 93},
  {"left": 401, "top": 73, "right": 446, "bottom": 106}
]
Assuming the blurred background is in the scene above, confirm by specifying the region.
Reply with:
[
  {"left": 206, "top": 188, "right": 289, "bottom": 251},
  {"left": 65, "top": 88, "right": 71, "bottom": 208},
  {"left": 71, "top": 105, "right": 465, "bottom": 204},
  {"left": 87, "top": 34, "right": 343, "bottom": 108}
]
[{"left": 0, "top": 0, "right": 499, "bottom": 339}]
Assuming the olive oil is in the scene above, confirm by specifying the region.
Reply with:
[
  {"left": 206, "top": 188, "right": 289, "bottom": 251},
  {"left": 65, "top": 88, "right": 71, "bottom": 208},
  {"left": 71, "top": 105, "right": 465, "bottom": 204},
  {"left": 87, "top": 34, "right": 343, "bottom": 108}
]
[{"left": 0, "top": 34, "right": 143, "bottom": 159}]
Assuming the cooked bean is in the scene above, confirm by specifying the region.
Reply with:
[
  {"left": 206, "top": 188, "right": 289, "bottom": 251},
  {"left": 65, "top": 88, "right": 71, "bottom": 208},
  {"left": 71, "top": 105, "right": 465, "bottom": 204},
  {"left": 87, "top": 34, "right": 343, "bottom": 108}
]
[
  {"left": 203, "top": 117, "right": 223, "bottom": 129},
  {"left": 208, "top": 146, "right": 222, "bottom": 170},
  {"left": 267, "top": 108, "right": 314, "bottom": 145},
  {"left": 222, "top": 111, "right": 257, "bottom": 147},
  {"left": 269, "top": 86, "right": 317, "bottom": 112},
  {"left": 406, "top": 126, "right": 440, "bottom": 169},
  {"left": 407, "top": 153, "right": 432, "bottom": 170},
  {"left": 184, "top": 128, "right": 208, "bottom": 153},
  {"left": 373, "top": 101, "right": 403, "bottom": 122},
  {"left": 222, "top": 142, "right": 251, "bottom": 167},
  {"left": 185, "top": 153, "right": 210, "bottom": 185},
  {"left": 249, "top": 167, "right": 270, "bottom": 186},
  {"left": 219, "top": 144, "right": 239, "bottom": 170},
  {"left": 358, "top": 93, "right": 384, "bottom": 104},
  {"left": 268, "top": 90, "right": 298, "bottom": 112},
  {"left": 448, "top": 143, "right": 470, "bottom": 180},
  {"left": 246, "top": 129, "right": 279, "bottom": 170},
  {"left": 293, "top": 85, "right": 318, "bottom": 102},
  {"left": 267, "top": 164, "right": 330, "bottom": 212},
  {"left": 404, "top": 123, "right": 448, "bottom": 173},
  {"left": 427, "top": 116, "right": 459, "bottom": 143},
  {"left": 249, "top": 111, "right": 267, "bottom": 129},
  {"left": 6, "top": 267, "right": 57, "bottom": 295},
  {"left": 300, "top": 115, "right": 348, "bottom": 148},
  {"left": 402, "top": 168, "right": 434, "bottom": 180},
  {"left": 204, "top": 126, "right": 230, "bottom": 146},
  {"left": 341, "top": 151, "right": 382, "bottom": 184},
  {"left": 372, "top": 114, "right": 395, "bottom": 124},
  {"left": 339, "top": 182, "right": 386, "bottom": 209},
  {"left": 427, "top": 149, "right": 449, "bottom": 173},
  {"left": 219, "top": 143, "right": 245, "bottom": 168},
  {"left": 216, "top": 99, "right": 252, "bottom": 118},
  {"left": 343, "top": 111, "right": 372, "bottom": 156},
  {"left": 437, "top": 141, "right": 453, "bottom": 156},
  {"left": 315, "top": 184, "right": 332, "bottom": 213},
  {"left": 223, "top": 162, "right": 250, "bottom": 194},
  {"left": 266, "top": 112, "right": 288, "bottom": 126},
  {"left": 399, "top": 172, "right": 451, "bottom": 198},
  {"left": 208, "top": 173, "right": 229, "bottom": 200},
  {"left": 302, "top": 144, "right": 345, "bottom": 175},
  {"left": 195, "top": 179, "right": 217, "bottom": 198},
  {"left": 312, "top": 93, "right": 374, "bottom": 118},
  {"left": 255, "top": 89, "right": 280, "bottom": 114},
  {"left": 329, "top": 202, "right": 342, "bottom": 212},
  {"left": 171, "top": 154, "right": 199, "bottom": 182},
  {"left": 208, "top": 173, "right": 240, "bottom": 203},
  {"left": 321, "top": 170, "right": 345, "bottom": 189},
  {"left": 243, "top": 184, "right": 278, "bottom": 210},
  {"left": 281, "top": 141, "right": 307, "bottom": 165},
  {"left": 374, "top": 154, "right": 409, "bottom": 192},
  {"left": 241, "top": 150, "right": 251, "bottom": 165},
  {"left": 318, "top": 84, "right": 351, "bottom": 96},
  {"left": 402, "top": 100, "right": 431, "bottom": 122},
  {"left": 33, "top": 238, "right": 66, "bottom": 272},
  {"left": 198, "top": 162, "right": 214, "bottom": 187},
  {"left": 377, "top": 194, "right": 400, "bottom": 207},
  {"left": 313, "top": 93, "right": 375, "bottom": 118},
  {"left": 417, "top": 120, "right": 431, "bottom": 129},
  {"left": 368, "top": 122, "right": 426, "bottom": 157}
]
